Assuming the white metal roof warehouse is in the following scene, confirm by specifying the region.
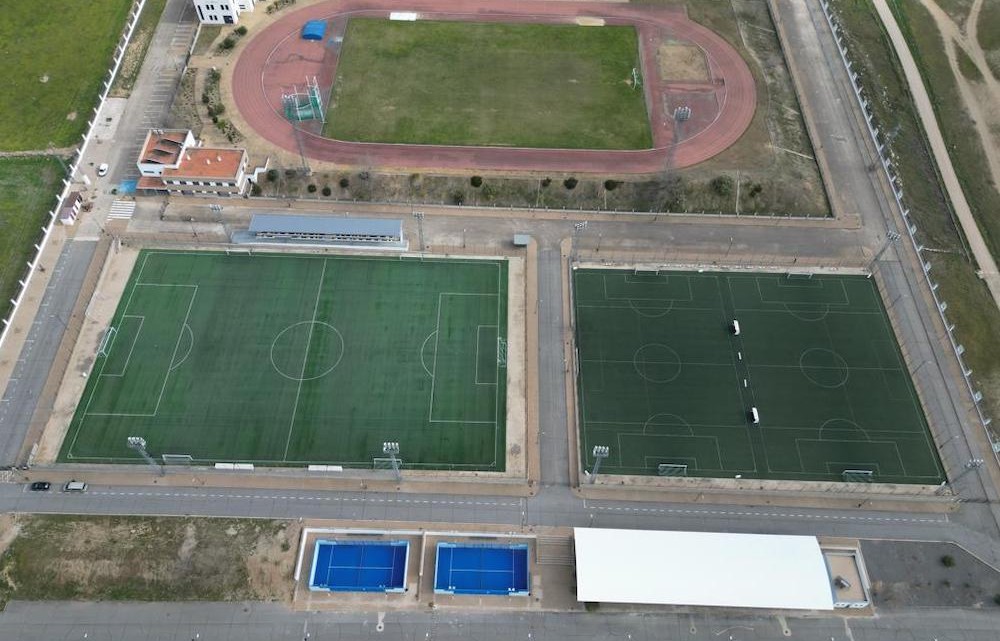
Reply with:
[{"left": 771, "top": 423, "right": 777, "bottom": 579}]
[{"left": 573, "top": 528, "right": 834, "bottom": 610}]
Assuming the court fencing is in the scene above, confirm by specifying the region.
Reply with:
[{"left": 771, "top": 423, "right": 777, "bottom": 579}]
[
  {"left": 820, "top": 0, "right": 1000, "bottom": 473},
  {"left": 0, "top": 0, "right": 148, "bottom": 353}
]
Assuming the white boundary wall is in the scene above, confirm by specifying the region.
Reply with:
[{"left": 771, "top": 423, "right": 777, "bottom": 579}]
[{"left": 0, "top": 0, "right": 148, "bottom": 352}]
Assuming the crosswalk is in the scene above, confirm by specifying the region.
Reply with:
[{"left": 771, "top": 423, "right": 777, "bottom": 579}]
[{"left": 108, "top": 200, "right": 137, "bottom": 220}]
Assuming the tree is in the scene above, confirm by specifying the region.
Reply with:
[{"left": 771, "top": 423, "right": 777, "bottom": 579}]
[
  {"left": 564, "top": 177, "right": 578, "bottom": 190},
  {"left": 470, "top": 176, "right": 483, "bottom": 188},
  {"left": 710, "top": 175, "right": 734, "bottom": 197},
  {"left": 339, "top": 177, "right": 350, "bottom": 189},
  {"left": 604, "top": 180, "right": 620, "bottom": 191}
]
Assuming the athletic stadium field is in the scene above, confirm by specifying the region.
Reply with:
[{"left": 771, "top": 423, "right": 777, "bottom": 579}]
[
  {"left": 573, "top": 269, "right": 945, "bottom": 484},
  {"left": 60, "top": 251, "right": 508, "bottom": 470},
  {"left": 324, "top": 18, "right": 652, "bottom": 149}
]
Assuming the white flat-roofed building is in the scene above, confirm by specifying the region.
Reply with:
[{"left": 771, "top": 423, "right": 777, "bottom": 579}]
[
  {"left": 192, "top": 0, "right": 254, "bottom": 24},
  {"left": 573, "top": 528, "right": 835, "bottom": 611}
]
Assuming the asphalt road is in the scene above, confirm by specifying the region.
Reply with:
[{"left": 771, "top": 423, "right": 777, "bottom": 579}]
[{"left": 3, "top": 600, "right": 1000, "bottom": 641}]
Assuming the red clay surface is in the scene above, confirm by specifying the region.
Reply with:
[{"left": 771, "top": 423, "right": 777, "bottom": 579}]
[{"left": 232, "top": 0, "right": 756, "bottom": 174}]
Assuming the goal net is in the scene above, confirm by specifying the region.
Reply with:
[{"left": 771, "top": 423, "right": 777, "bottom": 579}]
[
  {"left": 225, "top": 247, "right": 253, "bottom": 256},
  {"left": 161, "top": 454, "right": 194, "bottom": 466},
  {"left": 373, "top": 457, "right": 403, "bottom": 470},
  {"left": 657, "top": 463, "right": 689, "bottom": 477},
  {"left": 786, "top": 272, "right": 814, "bottom": 279},
  {"left": 97, "top": 326, "right": 118, "bottom": 358},
  {"left": 842, "top": 469, "right": 875, "bottom": 483}
]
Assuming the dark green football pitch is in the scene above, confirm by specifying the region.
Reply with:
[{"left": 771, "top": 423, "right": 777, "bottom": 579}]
[
  {"left": 573, "top": 269, "right": 945, "bottom": 484},
  {"left": 60, "top": 251, "right": 508, "bottom": 469}
]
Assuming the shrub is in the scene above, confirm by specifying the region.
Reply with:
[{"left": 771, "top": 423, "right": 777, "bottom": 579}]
[
  {"left": 208, "top": 69, "right": 221, "bottom": 83},
  {"left": 211, "top": 115, "right": 219, "bottom": 124},
  {"left": 481, "top": 184, "right": 498, "bottom": 200},
  {"left": 201, "top": 93, "right": 210, "bottom": 105},
  {"left": 339, "top": 177, "right": 349, "bottom": 189},
  {"left": 219, "top": 36, "right": 236, "bottom": 51},
  {"left": 321, "top": 186, "right": 331, "bottom": 196},
  {"left": 284, "top": 169, "right": 296, "bottom": 177},
  {"left": 748, "top": 183, "right": 763, "bottom": 198},
  {"left": 941, "top": 555, "right": 956, "bottom": 567},
  {"left": 470, "top": 175, "right": 483, "bottom": 188},
  {"left": 359, "top": 171, "right": 370, "bottom": 181},
  {"left": 266, "top": 169, "right": 278, "bottom": 182},
  {"left": 710, "top": 175, "right": 734, "bottom": 197},
  {"left": 604, "top": 179, "right": 620, "bottom": 191},
  {"left": 563, "top": 177, "right": 578, "bottom": 190},
  {"left": 250, "top": 182, "right": 263, "bottom": 196},
  {"left": 307, "top": 184, "right": 317, "bottom": 193},
  {"left": 235, "top": 26, "right": 248, "bottom": 36},
  {"left": 450, "top": 190, "right": 465, "bottom": 205},
  {"left": 540, "top": 177, "right": 552, "bottom": 188}
]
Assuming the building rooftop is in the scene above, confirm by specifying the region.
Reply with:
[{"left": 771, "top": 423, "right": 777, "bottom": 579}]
[
  {"left": 249, "top": 214, "right": 402, "bottom": 237},
  {"left": 139, "top": 130, "right": 189, "bottom": 165},
  {"left": 164, "top": 148, "right": 245, "bottom": 180}
]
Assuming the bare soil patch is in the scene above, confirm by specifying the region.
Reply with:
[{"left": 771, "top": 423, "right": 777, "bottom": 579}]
[
  {"left": 657, "top": 43, "right": 710, "bottom": 81},
  {"left": 0, "top": 516, "right": 300, "bottom": 606}
]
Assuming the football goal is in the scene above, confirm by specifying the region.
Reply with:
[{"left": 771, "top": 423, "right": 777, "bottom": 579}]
[
  {"left": 657, "top": 463, "right": 689, "bottom": 477},
  {"left": 842, "top": 469, "right": 875, "bottom": 483},
  {"left": 97, "top": 326, "right": 118, "bottom": 358}
]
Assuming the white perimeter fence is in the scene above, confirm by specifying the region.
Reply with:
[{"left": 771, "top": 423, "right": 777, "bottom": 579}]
[
  {"left": 0, "top": 0, "right": 148, "bottom": 352},
  {"left": 820, "top": 0, "right": 1000, "bottom": 469}
]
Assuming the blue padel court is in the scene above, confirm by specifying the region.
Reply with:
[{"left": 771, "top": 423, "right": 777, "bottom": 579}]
[
  {"left": 434, "top": 543, "right": 530, "bottom": 596},
  {"left": 309, "top": 540, "right": 409, "bottom": 592}
]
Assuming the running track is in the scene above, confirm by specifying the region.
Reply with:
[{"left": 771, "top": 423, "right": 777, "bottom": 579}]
[{"left": 232, "top": 0, "right": 756, "bottom": 174}]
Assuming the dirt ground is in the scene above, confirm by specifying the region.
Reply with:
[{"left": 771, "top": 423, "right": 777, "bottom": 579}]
[
  {"left": 0, "top": 515, "right": 301, "bottom": 605},
  {"left": 657, "top": 43, "right": 710, "bottom": 81}
]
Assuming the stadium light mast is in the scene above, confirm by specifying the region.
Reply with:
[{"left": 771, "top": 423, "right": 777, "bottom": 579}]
[
  {"left": 127, "top": 436, "right": 163, "bottom": 476},
  {"left": 383, "top": 441, "right": 402, "bottom": 483},
  {"left": 589, "top": 445, "right": 610, "bottom": 484},
  {"left": 867, "top": 230, "right": 902, "bottom": 273}
]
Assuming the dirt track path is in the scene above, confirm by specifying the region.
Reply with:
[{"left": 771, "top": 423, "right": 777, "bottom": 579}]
[
  {"left": 871, "top": 0, "right": 1000, "bottom": 310},
  {"left": 914, "top": 0, "right": 1000, "bottom": 206}
]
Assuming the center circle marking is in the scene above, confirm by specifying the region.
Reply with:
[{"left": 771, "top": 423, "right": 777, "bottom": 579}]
[
  {"left": 633, "top": 343, "right": 682, "bottom": 384},
  {"left": 270, "top": 320, "right": 344, "bottom": 381},
  {"left": 798, "top": 347, "right": 849, "bottom": 388}
]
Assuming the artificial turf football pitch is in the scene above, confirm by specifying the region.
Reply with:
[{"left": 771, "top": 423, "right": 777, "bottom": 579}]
[
  {"left": 573, "top": 269, "right": 945, "bottom": 484},
  {"left": 60, "top": 251, "right": 508, "bottom": 469}
]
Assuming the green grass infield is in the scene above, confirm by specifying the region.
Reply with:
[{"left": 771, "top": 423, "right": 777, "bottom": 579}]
[
  {"left": 61, "top": 251, "right": 508, "bottom": 470},
  {"left": 573, "top": 269, "right": 945, "bottom": 484},
  {"left": 323, "top": 18, "right": 652, "bottom": 149}
]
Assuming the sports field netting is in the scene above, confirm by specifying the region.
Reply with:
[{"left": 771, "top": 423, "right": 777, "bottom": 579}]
[
  {"left": 573, "top": 269, "right": 945, "bottom": 484},
  {"left": 60, "top": 251, "right": 508, "bottom": 469}
]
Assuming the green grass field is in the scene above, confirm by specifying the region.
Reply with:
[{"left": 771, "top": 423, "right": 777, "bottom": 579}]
[
  {"left": 0, "top": 0, "right": 133, "bottom": 150},
  {"left": 574, "top": 269, "right": 944, "bottom": 484},
  {"left": 323, "top": 19, "right": 652, "bottom": 149},
  {"left": 0, "top": 157, "right": 64, "bottom": 319},
  {"left": 60, "top": 251, "right": 508, "bottom": 470}
]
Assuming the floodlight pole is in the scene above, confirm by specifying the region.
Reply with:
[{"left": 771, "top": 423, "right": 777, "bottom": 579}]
[
  {"left": 572, "top": 221, "right": 587, "bottom": 259},
  {"left": 412, "top": 212, "right": 426, "bottom": 254},
  {"left": 867, "top": 230, "right": 902, "bottom": 273},
  {"left": 589, "top": 445, "right": 610, "bottom": 484},
  {"left": 127, "top": 436, "right": 163, "bottom": 476},
  {"left": 383, "top": 441, "right": 402, "bottom": 483},
  {"left": 951, "top": 458, "right": 985, "bottom": 484}
]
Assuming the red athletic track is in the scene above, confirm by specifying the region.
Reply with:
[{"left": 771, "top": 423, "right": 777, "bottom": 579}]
[{"left": 232, "top": 0, "right": 756, "bottom": 174}]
